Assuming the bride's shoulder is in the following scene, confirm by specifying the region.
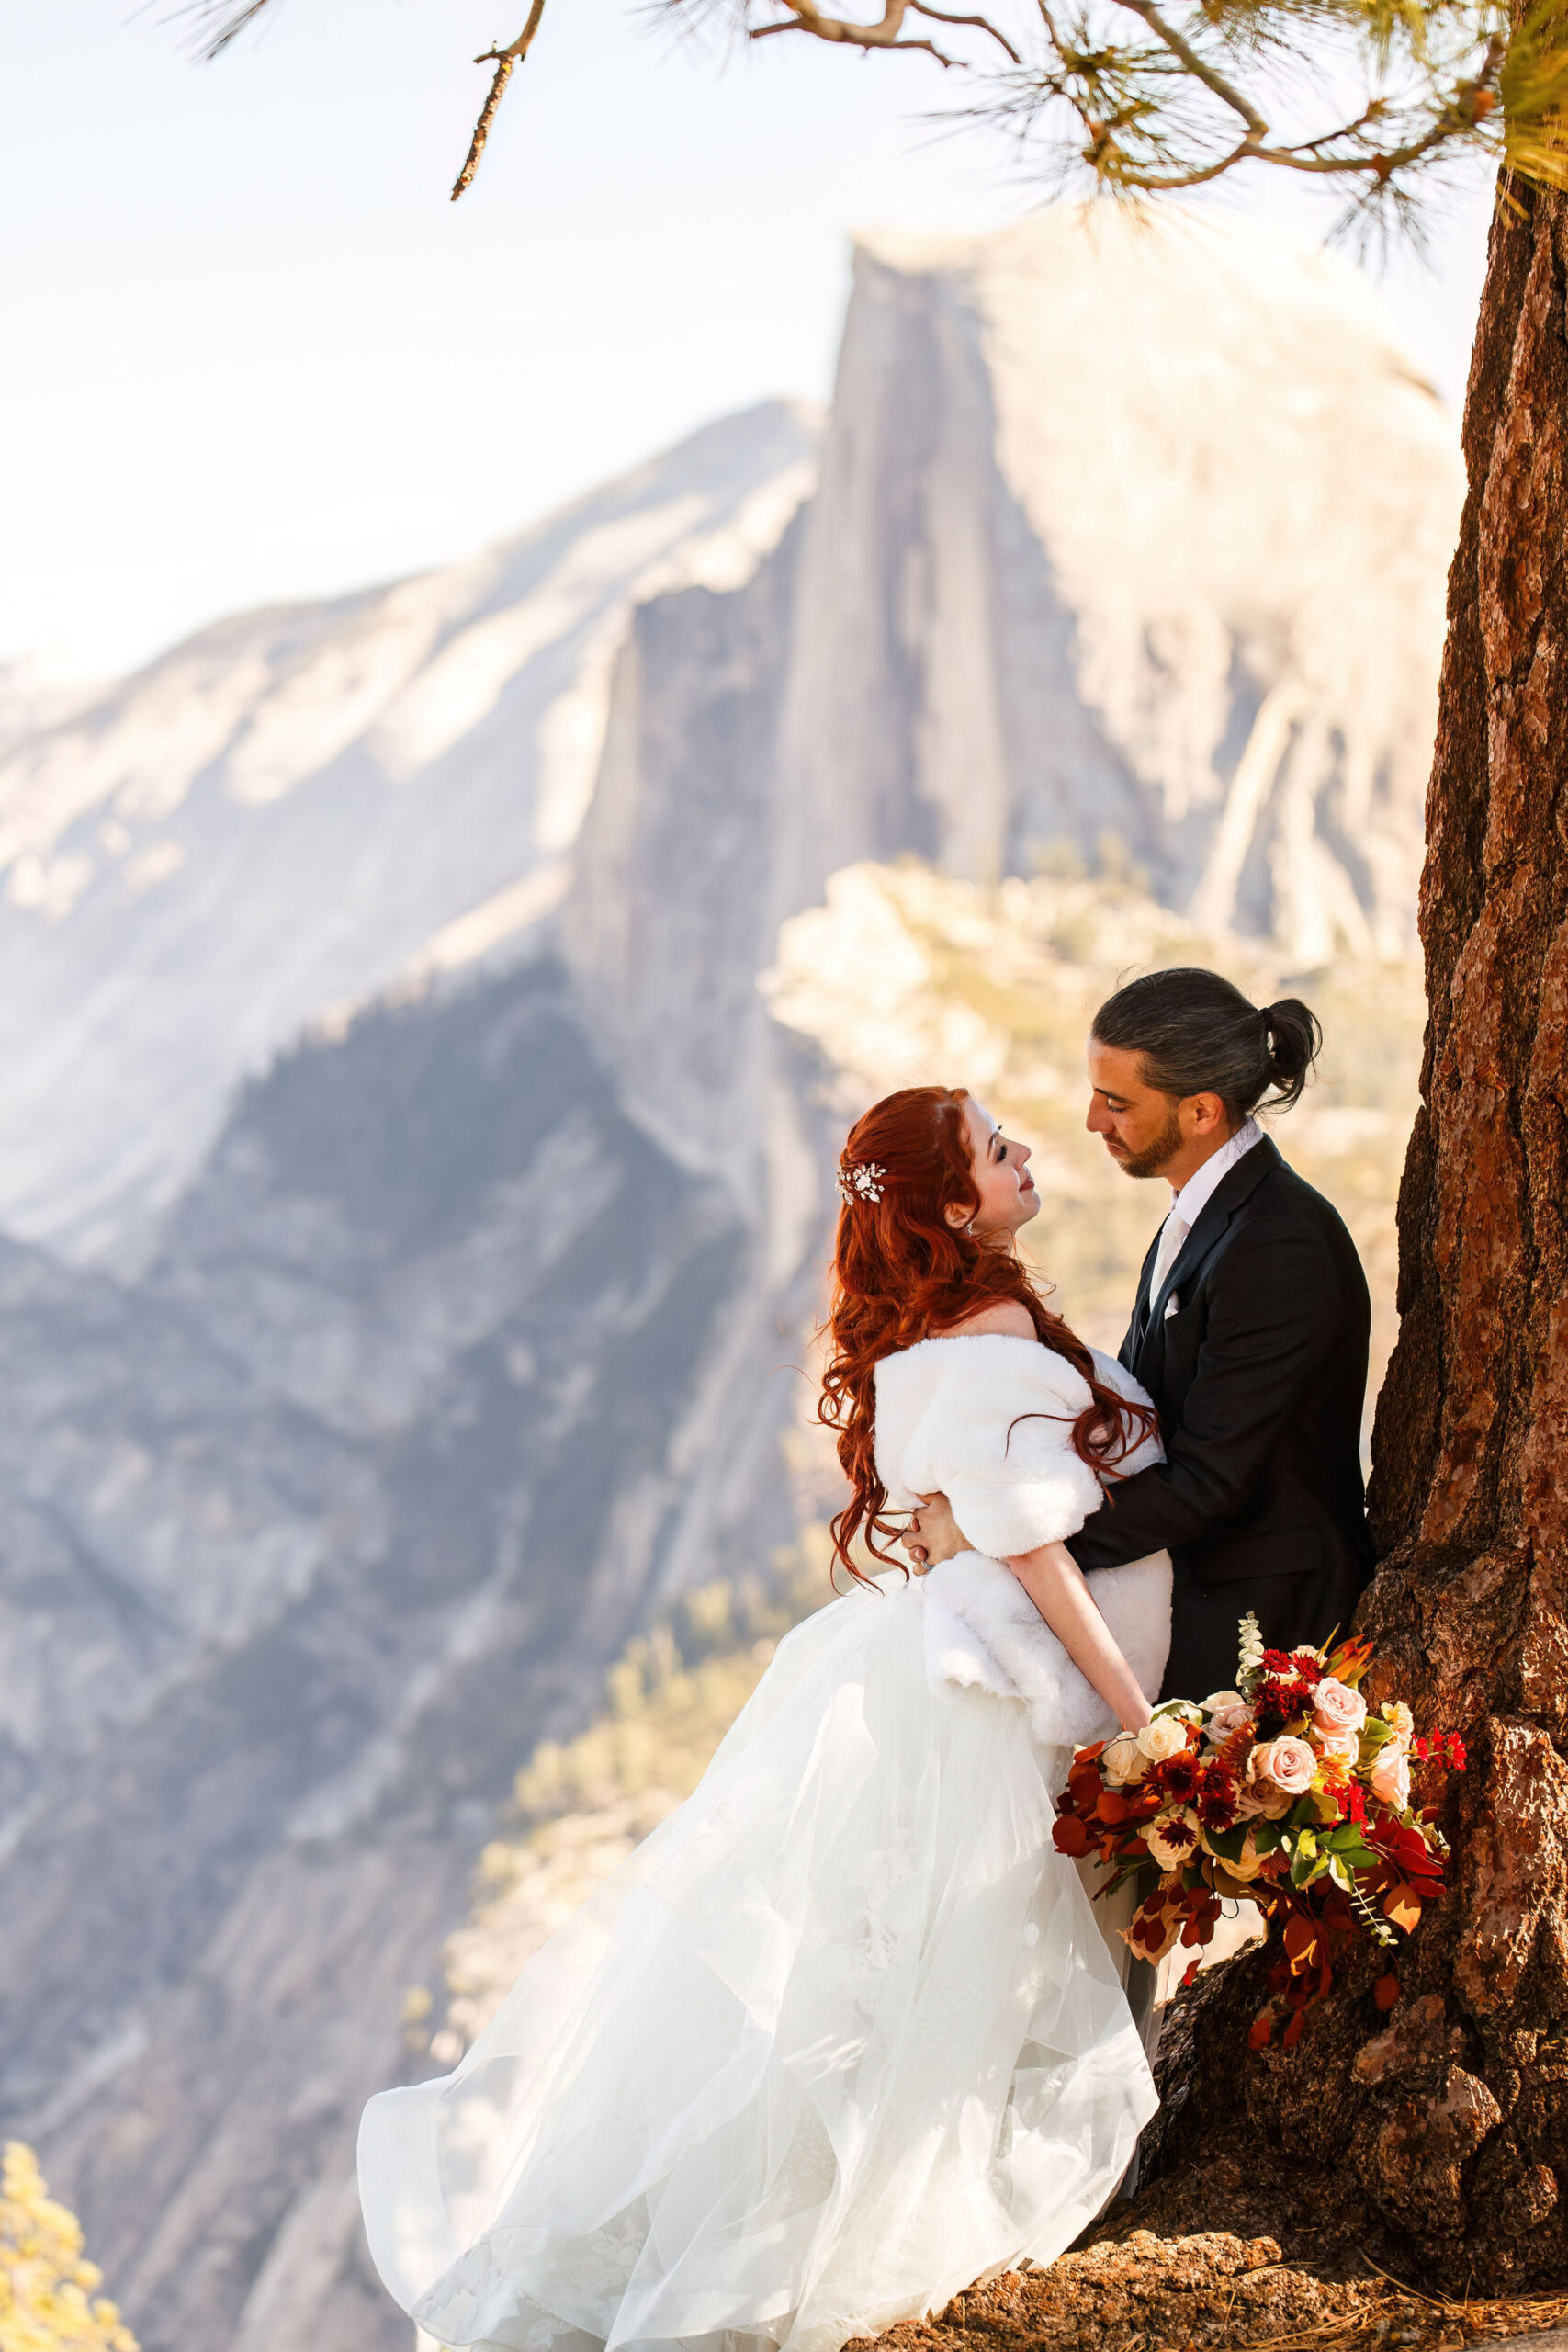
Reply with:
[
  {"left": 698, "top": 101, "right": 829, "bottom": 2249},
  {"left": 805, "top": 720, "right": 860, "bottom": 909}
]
[
  {"left": 938, "top": 1301, "right": 1038, "bottom": 1341},
  {"left": 874, "top": 1313, "right": 1087, "bottom": 1417},
  {"left": 873, "top": 1305, "right": 1039, "bottom": 1387}
]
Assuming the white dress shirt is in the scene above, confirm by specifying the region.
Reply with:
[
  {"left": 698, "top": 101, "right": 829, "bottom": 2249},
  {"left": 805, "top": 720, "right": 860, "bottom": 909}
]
[{"left": 1148, "top": 1115, "right": 1264, "bottom": 1306}]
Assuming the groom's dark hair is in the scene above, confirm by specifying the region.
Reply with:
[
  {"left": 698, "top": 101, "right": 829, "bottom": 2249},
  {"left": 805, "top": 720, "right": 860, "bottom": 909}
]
[{"left": 1091, "top": 967, "right": 1322, "bottom": 1122}]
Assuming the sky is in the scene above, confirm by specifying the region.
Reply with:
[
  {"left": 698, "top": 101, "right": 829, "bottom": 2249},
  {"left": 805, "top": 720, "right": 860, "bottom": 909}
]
[{"left": 2, "top": 0, "right": 1495, "bottom": 682}]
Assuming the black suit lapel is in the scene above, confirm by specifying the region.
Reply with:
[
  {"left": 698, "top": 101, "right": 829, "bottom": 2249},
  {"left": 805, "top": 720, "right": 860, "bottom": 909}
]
[
  {"left": 1122, "top": 1229, "right": 1161, "bottom": 1370},
  {"left": 1134, "top": 1136, "right": 1282, "bottom": 1383}
]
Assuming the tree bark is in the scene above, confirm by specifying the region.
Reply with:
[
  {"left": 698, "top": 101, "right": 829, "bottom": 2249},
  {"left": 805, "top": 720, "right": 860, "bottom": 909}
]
[{"left": 1141, "top": 174, "right": 1568, "bottom": 2291}]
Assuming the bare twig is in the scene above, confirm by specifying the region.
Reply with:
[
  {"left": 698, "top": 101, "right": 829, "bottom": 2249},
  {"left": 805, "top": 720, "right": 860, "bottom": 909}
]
[
  {"left": 909, "top": 1, "right": 1021, "bottom": 63},
  {"left": 746, "top": 0, "right": 980, "bottom": 62},
  {"left": 451, "top": 0, "right": 549, "bottom": 201}
]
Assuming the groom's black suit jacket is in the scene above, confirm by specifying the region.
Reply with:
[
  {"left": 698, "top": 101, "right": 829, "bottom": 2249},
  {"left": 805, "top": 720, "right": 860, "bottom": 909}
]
[{"left": 1066, "top": 1136, "right": 1375, "bottom": 1703}]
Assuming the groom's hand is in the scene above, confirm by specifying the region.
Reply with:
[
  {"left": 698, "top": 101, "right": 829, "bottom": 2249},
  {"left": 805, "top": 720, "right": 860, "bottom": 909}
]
[{"left": 899, "top": 1492, "right": 966, "bottom": 1572}]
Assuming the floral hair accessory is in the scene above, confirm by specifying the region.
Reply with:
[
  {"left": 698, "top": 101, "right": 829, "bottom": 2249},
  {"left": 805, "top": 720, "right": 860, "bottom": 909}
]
[{"left": 837, "top": 1159, "right": 886, "bottom": 1205}]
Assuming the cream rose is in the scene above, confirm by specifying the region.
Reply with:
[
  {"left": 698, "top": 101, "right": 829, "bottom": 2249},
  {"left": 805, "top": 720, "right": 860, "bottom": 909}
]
[
  {"left": 1312, "top": 1678, "right": 1368, "bottom": 1738},
  {"left": 1135, "top": 1714, "right": 1190, "bottom": 1764},
  {"left": 1145, "top": 1808, "right": 1201, "bottom": 1872},
  {"left": 1312, "top": 1726, "right": 1361, "bottom": 1768},
  {"left": 1217, "top": 1828, "right": 1268, "bottom": 1883},
  {"left": 1250, "top": 1736, "right": 1317, "bottom": 1798},
  {"left": 1370, "top": 1745, "right": 1412, "bottom": 1812},
  {"left": 1381, "top": 1700, "right": 1415, "bottom": 1749},
  {"left": 1103, "top": 1734, "right": 1149, "bottom": 1787}
]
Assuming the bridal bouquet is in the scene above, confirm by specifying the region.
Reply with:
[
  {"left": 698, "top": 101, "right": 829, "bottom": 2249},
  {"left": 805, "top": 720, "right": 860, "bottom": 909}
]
[{"left": 1051, "top": 1614, "right": 1465, "bottom": 2049}]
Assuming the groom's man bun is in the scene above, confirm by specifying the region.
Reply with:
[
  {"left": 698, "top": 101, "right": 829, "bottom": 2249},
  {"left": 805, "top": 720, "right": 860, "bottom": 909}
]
[{"left": 1091, "top": 967, "right": 1322, "bottom": 1121}]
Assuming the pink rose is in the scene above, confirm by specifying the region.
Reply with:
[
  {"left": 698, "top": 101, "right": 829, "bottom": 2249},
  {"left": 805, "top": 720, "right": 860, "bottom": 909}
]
[
  {"left": 1250, "top": 1736, "right": 1316, "bottom": 1798},
  {"left": 1312, "top": 1727, "right": 1361, "bottom": 1768},
  {"left": 1236, "top": 1780, "right": 1293, "bottom": 1821},
  {"left": 1370, "top": 1745, "right": 1412, "bottom": 1812},
  {"left": 1207, "top": 1701, "right": 1255, "bottom": 1743},
  {"left": 1312, "top": 1678, "right": 1368, "bottom": 1739}
]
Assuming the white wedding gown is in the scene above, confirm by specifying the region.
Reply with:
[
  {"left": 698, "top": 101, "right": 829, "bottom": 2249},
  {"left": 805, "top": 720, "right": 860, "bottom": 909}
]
[{"left": 359, "top": 1337, "right": 1172, "bottom": 2352}]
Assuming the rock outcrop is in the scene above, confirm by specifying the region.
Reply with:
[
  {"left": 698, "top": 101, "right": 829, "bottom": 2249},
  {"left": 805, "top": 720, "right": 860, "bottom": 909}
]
[
  {"left": 775, "top": 209, "right": 1461, "bottom": 955},
  {"left": 0, "top": 403, "right": 818, "bottom": 1267}
]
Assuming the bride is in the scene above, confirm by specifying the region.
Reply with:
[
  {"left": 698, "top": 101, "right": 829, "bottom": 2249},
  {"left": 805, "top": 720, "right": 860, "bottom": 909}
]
[{"left": 359, "top": 1085, "right": 1174, "bottom": 2352}]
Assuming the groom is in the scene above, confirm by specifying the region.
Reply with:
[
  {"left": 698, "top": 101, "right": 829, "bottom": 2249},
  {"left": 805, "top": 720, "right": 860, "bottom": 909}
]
[
  {"left": 908, "top": 966, "right": 1375, "bottom": 1702},
  {"left": 1062, "top": 967, "right": 1375, "bottom": 1702}
]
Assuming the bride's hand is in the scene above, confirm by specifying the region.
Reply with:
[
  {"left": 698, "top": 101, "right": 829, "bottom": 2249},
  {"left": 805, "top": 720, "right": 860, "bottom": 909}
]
[{"left": 898, "top": 1492, "right": 966, "bottom": 1573}]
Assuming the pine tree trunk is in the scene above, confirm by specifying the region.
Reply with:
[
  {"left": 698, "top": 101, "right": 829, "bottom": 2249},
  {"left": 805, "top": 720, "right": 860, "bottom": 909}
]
[{"left": 1145, "top": 175, "right": 1568, "bottom": 2290}]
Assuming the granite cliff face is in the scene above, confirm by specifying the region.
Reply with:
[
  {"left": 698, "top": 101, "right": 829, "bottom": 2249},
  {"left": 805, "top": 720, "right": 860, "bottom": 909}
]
[
  {"left": 0, "top": 402, "right": 818, "bottom": 1267},
  {"left": 0, "top": 961, "right": 809, "bottom": 2352},
  {"left": 0, "top": 204, "right": 1458, "bottom": 2352},
  {"left": 774, "top": 210, "right": 1461, "bottom": 955}
]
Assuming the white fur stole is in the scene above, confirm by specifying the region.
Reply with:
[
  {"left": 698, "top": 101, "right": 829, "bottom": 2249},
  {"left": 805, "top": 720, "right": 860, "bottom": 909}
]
[{"left": 921, "top": 1548, "right": 1173, "bottom": 1753}]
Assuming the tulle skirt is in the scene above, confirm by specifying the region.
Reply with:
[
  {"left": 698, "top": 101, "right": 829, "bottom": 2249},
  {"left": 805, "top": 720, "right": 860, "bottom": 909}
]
[{"left": 359, "top": 1574, "right": 1156, "bottom": 2352}]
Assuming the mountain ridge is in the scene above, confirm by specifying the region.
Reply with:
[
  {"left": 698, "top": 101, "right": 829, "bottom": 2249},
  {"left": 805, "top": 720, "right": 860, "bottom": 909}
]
[{"left": 0, "top": 401, "right": 819, "bottom": 1268}]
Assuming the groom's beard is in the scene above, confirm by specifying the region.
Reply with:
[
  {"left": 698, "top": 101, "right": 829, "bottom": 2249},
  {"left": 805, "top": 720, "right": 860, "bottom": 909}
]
[{"left": 1117, "top": 1104, "right": 1184, "bottom": 1181}]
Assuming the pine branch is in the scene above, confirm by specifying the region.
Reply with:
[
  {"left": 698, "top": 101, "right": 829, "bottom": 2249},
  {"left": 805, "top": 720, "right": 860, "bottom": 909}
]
[
  {"left": 911, "top": 2, "right": 1023, "bottom": 64},
  {"left": 186, "top": 0, "right": 281, "bottom": 61},
  {"left": 1109, "top": 0, "right": 1269, "bottom": 132},
  {"left": 182, "top": 0, "right": 1568, "bottom": 224},
  {"left": 749, "top": 0, "right": 964, "bottom": 65},
  {"left": 452, "top": 0, "right": 550, "bottom": 201}
]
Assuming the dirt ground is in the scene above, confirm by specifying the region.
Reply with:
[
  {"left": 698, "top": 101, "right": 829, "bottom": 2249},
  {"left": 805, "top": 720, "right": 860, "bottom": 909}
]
[{"left": 875, "top": 2228, "right": 1568, "bottom": 2352}]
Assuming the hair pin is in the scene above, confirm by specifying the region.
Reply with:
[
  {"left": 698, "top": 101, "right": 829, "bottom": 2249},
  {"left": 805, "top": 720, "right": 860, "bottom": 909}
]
[{"left": 837, "top": 1160, "right": 886, "bottom": 1205}]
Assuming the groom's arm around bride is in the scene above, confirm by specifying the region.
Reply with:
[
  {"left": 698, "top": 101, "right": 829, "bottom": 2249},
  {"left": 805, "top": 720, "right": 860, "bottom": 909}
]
[{"left": 1066, "top": 967, "right": 1376, "bottom": 1707}]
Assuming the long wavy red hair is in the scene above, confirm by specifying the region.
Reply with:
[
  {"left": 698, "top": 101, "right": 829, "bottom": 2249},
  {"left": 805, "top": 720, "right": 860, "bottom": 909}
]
[{"left": 819, "top": 1085, "right": 1157, "bottom": 1585}]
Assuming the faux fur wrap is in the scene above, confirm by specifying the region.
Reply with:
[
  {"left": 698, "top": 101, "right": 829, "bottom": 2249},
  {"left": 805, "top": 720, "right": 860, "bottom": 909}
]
[
  {"left": 874, "top": 1334, "right": 1172, "bottom": 1746},
  {"left": 922, "top": 1549, "right": 1172, "bottom": 1750},
  {"left": 874, "top": 1333, "right": 1158, "bottom": 1556}
]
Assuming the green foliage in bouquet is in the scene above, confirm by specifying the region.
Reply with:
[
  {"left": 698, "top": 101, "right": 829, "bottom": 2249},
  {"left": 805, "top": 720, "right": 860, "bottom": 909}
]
[{"left": 1052, "top": 1611, "right": 1467, "bottom": 2049}]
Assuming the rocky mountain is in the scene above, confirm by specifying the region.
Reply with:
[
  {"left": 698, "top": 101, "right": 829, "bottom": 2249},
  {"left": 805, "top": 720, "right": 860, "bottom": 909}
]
[
  {"left": 773, "top": 210, "right": 1461, "bottom": 954},
  {"left": 0, "top": 402, "right": 818, "bottom": 1268},
  {"left": 0, "top": 959, "right": 815, "bottom": 2352},
  {"left": 0, "top": 202, "right": 1453, "bottom": 2352}
]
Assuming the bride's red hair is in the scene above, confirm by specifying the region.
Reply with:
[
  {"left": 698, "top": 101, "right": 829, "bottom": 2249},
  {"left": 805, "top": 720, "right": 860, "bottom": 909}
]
[{"left": 819, "top": 1085, "right": 1156, "bottom": 1584}]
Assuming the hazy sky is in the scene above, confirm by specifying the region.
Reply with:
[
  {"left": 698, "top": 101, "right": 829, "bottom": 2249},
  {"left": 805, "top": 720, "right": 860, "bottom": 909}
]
[{"left": 4, "top": 0, "right": 1494, "bottom": 680}]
